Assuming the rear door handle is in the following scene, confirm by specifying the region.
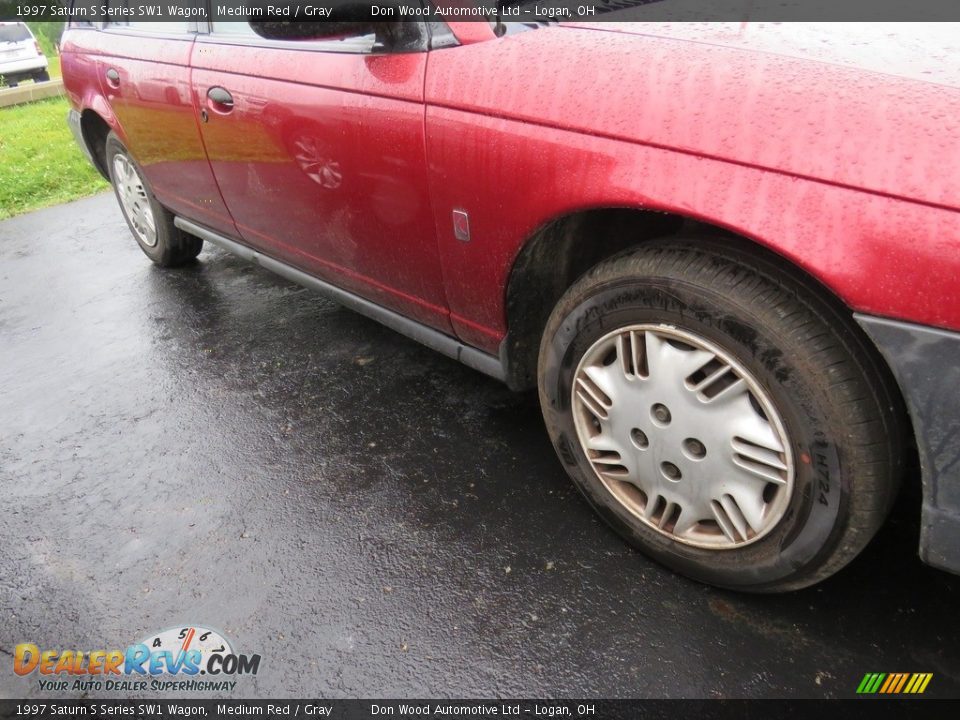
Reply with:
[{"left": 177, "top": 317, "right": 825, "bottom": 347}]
[
  {"left": 206, "top": 86, "right": 234, "bottom": 112},
  {"left": 105, "top": 68, "right": 120, "bottom": 88}
]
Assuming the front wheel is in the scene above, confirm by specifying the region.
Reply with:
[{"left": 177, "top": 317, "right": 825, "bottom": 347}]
[
  {"left": 105, "top": 131, "right": 202, "bottom": 267},
  {"left": 33, "top": 69, "right": 50, "bottom": 82},
  {"left": 538, "top": 239, "right": 905, "bottom": 592}
]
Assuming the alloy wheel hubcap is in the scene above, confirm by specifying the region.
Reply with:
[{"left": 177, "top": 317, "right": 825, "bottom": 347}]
[
  {"left": 113, "top": 154, "right": 157, "bottom": 247},
  {"left": 571, "top": 324, "right": 794, "bottom": 549}
]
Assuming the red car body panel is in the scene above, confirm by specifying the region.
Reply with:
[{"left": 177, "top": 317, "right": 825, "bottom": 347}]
[
  {"left": 436, "top": 25, "right": 960, "bottom": 210},
  {"left": 425, "top": 104, "right": 960, "bottom": 353},
  {"left": 62, "top": 30, "right": 236, "bottom": 236},
  {"left": 425, "top": 25, "right": 960, "bottom": 351},
  {"left": 190, "top": 42, "right": 450, "bottom": 331}
]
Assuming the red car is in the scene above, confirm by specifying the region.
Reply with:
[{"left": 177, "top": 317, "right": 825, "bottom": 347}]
[{"left": 61, "top": 15, "right": 960, "bottom": 591}]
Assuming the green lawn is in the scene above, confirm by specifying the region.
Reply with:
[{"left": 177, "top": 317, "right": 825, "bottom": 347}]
[{"left": 0, "top": 96, "right": 108, "bottom": 220}]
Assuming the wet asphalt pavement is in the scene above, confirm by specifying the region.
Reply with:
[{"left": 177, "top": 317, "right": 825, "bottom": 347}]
[{"left": 1, "top": 193, "right": 959, "bottom": 699}]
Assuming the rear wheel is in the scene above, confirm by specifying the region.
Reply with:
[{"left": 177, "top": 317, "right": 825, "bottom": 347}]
[
  {"left": 105, "top": 131, "right": 202, "bottom": 267},
  {"left": 538, "top": 239, "right": 904, "bottom": 592},
  {"left": 33, "top": 69, "right": 50, "bottom": 82}
]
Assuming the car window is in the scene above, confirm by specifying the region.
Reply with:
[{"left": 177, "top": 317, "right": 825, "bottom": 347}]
[
  {"left": 204, "top": 21, "right": 428, "bottom": 54},
  {"left": 66, "top": 0, "right": 94, "bottom": 26},
  {"left": 104, "top": 1, "right": 190, "bottom": 33},
  {"left": 209, "top": 22, "right": 260, "bottom": 37},
  {"left": 105, "top": 20, "right": 192, "bottom": 33},
  {"left": 0, "top": 24, "right": 32, "bottom": 43},
  {"left": 207, "top": 22, "right": 377, "bottom": 53}
]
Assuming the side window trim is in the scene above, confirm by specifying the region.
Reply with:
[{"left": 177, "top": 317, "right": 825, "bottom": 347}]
[{"left": 99, "top": 26, "right": 199, "bottom": 39}]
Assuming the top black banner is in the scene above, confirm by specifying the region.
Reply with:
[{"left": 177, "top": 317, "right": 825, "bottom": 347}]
[{"left": 5, "top": 0, "right": 960, "bottom": 22}]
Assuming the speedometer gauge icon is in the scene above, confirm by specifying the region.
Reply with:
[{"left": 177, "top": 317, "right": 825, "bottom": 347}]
[{"left": 138, "top": 626, "right": 233, "bottom": 669}]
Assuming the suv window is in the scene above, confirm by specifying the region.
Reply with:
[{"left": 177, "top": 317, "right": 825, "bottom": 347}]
[{"left": 0, "top": 23, "right": 31, "bottom": 43}]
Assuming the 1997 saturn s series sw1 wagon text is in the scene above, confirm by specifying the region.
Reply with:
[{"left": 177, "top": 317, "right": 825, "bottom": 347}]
[{"left": 60, "top": 12, "right": 960, "bottom": 591}]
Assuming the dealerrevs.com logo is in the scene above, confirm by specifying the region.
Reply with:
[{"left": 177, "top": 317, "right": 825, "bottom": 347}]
[{"left": 14, "top": 626, "right": 261, "bottom": 693}]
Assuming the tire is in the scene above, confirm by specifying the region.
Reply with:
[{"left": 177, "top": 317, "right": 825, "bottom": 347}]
[
  {"left": 105, "top": 131, "right": 202, "bottom": 267},
  {"left": 538, "top": 238, "right": 905, "bottom": 592},
  {"left": 34, "top": 69, "right": 50, "bottom": 82}
]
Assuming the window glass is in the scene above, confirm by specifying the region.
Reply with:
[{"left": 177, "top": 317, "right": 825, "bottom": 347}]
[
  {"left": 208, "top": 21, "right": 380, "bottom": 52},
  {"left": 106, "top": 20, "right": 191, "bottom": 33},
  {"left": 210, "top": 22, "right": 260, "bottom": 37},
  {"left": 104, "top": 2, "right": 190, "bottom": 32},
  {"left": 66, "top": 0, "right": 94, "bottom": 26},
  {"left": 0, "top": 23, "right": 32, "bottom": 43},
  {"left": 125, "top": 21, "right": 190, "bottom": 32},
  {"left": 207, "top": 20, "right": 426, "bottom": 54}
]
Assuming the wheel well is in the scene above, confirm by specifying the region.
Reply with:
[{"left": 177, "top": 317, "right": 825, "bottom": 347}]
[
  {"left": 504, "top": 208, "right": 700, "bottom": 390},
  {"left": 80, "top": 110, "right": 111, "bottom": 180},
  {"left": 502, "top": 208, "right": 881, "bottom": 393}
]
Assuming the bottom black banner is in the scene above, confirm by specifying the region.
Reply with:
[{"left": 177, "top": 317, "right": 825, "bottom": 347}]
[{"left": 0, "top": 700, "right": 955, "bottom": 720}]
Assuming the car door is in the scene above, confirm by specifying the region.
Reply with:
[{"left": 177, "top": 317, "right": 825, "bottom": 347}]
[
  {"left": 90, "top": 10, "right": 236, "bottom": 237},
  {"left": 190, "top": 21, "right": 451, "bottom": 333}
]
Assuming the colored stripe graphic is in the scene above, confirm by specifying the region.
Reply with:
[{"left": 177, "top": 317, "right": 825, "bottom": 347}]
[
  {"left": 893, "top": 673, "right": 909, "bottom": 693},
  {"left": 879, "top": 674, "right": 896, "bottom": 693},
  {"left": 857, "top": 672, "right": 932, "bottom": 694}
]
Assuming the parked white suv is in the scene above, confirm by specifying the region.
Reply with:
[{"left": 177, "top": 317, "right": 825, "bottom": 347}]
[{"left": 0, "top": 22, "right": 49, "bottom": 87}]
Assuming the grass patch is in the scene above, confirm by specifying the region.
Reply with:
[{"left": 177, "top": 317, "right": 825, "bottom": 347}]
[{"left": 0, "top": 96, "right": 108, "bottom": 220}]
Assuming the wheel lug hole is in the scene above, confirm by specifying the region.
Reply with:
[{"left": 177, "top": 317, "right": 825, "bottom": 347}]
[
  {"left": 630, "top": 428, "right": 649, "bottom": 450},
  {"left": 651, "top": 403, "right": 671, "bottom": 426},
  {"left": 683, "top": 438, "right": 707, "bottom": 460},
  {"left": 660, "top": 462, "right": 682, "bottom": 482}
]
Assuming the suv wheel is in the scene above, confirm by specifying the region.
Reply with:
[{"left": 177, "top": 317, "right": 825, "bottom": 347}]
[
  {"left": 538, "top": 239, "right": 905, "bottom": 592},
  {"left": 105, "top": 131, "right": 202, "bottom": 267}
]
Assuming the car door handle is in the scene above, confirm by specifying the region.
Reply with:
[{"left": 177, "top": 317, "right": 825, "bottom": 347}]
[
  {"left": 206, "top": 86, "right": 234, "bottom": 112},
  {"left": 104, "top": 68, "right": 120, "bottom": 88}
]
